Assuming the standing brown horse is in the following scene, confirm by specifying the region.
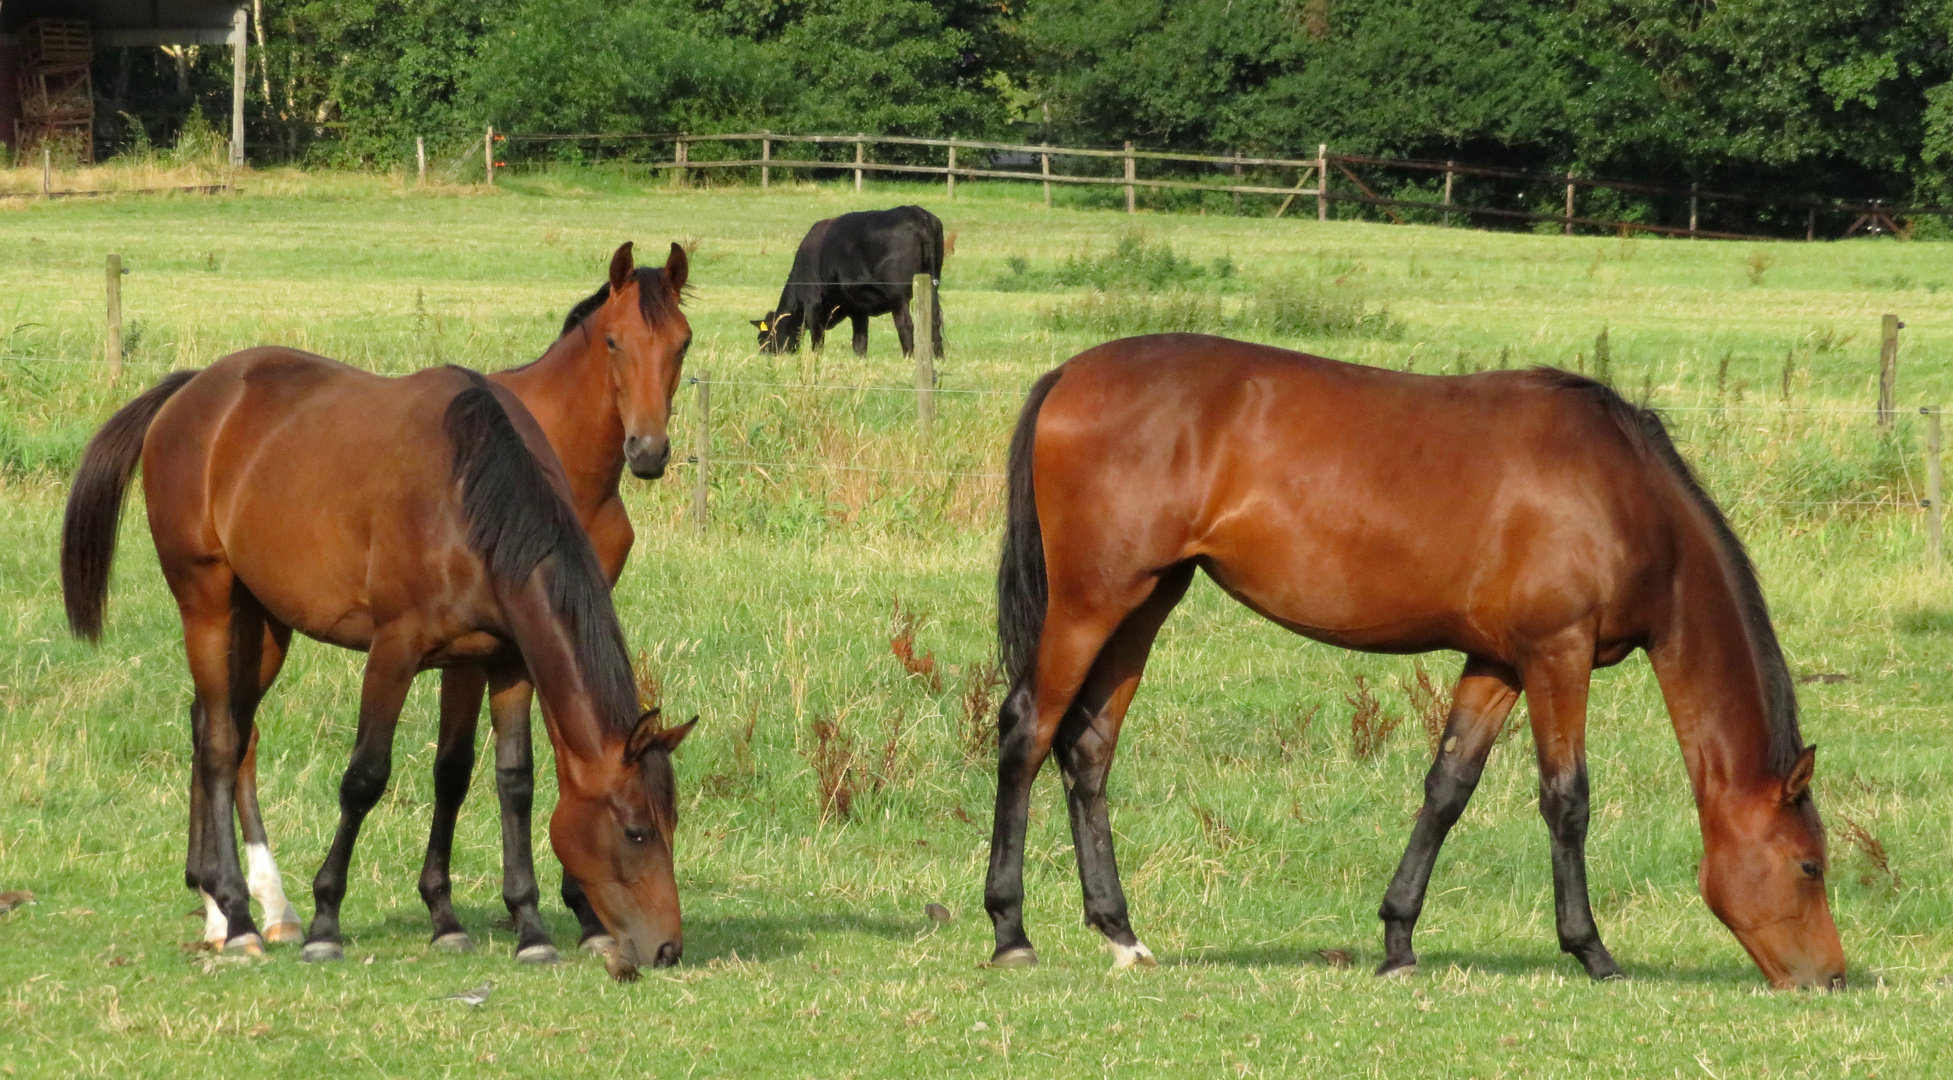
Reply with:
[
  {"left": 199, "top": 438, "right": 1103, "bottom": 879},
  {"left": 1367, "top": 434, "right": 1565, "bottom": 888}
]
[
  {"left": 62, "top": 356, "right": 691, "bottom": 979},
  {"left": 987, "top": 334, "right": 1846, "bottom": 989},
  {"left": 171, "top": 242, "right": 691, "bottom": 961}
]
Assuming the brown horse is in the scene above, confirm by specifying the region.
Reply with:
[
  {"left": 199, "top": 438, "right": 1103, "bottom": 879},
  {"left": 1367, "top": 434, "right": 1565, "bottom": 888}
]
[
  {"left": 987, "top": 334, "right": 1846, "bottom": 989},
  {"left": 180, "top": 242, "right": 691, "bottom": 961},
  {"left": 62, "top": 357, "right": 692, "bottom": 979}
]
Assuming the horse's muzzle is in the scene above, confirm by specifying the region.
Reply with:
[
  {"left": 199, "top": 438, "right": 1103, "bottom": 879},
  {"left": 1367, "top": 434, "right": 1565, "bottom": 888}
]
[{"left": 624, "top": 434, "right": 670, "bottom": 479}]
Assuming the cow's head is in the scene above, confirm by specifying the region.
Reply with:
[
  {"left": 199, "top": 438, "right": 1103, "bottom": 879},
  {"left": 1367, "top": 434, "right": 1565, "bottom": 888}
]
[{"left": 752, "top": 311, "right": 800, "bottom": 354}]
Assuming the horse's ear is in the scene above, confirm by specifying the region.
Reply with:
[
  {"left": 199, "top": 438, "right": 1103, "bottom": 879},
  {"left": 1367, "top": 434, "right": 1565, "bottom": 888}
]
[
  {"left": 664, "top": 241, "right": 688, "bottom": 296},
  {"left": 625, "top": 708, "right": 662, "bottom": 760},
  {"left": 1781, "top": 745, "right": 1817, "bottom": 805},
  {"left": 652, "top": 715, "right": 698, "bottom": 754},
  {"left": 609, "top": 242, "right": 635, "bottom": 292}
]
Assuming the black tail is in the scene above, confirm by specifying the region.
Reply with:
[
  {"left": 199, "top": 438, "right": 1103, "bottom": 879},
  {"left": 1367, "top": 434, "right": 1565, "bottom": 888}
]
[
  {"left": 441, "top": 368, "right": 639, "bottom": 733},
  {"left": 997, "top": 368, "right": 1065, "bottom": 687},
  {"left": 62, "top": 369, "right": 200, "bottom": 641}
]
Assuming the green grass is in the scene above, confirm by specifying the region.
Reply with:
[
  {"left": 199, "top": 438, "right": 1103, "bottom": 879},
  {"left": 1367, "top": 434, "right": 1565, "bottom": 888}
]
[{"left": 1, "top": 165, "right": 1951, "bottom": 1077}]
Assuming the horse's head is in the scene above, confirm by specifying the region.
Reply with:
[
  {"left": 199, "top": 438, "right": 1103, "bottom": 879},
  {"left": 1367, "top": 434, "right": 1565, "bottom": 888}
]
[
  {"left": 549, "top": 710, "right": 696, "bottom": 981},
  {"left": 571, "top": 241, "right": 691, "bottom": 479},
  {"left": 1697, "top": 746, "right": 1846, "bottom": 989},
  {"left": 751, "top": 310, "right": 798, "bottom": 354}
]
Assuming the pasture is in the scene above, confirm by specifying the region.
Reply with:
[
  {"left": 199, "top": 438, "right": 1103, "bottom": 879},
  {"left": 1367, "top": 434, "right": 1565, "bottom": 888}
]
[{"left": 1, "top": 168, "right": 1951, "bottom": 1077}]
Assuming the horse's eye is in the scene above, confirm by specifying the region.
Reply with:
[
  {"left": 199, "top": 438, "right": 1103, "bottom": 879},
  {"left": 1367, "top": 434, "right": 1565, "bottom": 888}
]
[
  {"left": 605, "top": 334, "right": 618, "bottom": 351},
  {"left": 1798, "top": 860, "right": 1823, "bottom": 880},
  {"left": 625, "top": 828, "right": 648, "bottom": 845}
]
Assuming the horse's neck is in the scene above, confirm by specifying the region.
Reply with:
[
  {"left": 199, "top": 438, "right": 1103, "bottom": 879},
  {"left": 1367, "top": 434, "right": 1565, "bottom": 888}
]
[
  {"left": 493, "top": 335, "right": 624, "bottom": 514},
  {"left": 1646, "top": 532, "right": 1780, "bottom": 813}
]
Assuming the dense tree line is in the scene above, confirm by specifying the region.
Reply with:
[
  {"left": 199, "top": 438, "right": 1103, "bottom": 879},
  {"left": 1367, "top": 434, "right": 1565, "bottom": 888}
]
[{"left": 91, "top": 0, "right": 1953, "bottom": 213}]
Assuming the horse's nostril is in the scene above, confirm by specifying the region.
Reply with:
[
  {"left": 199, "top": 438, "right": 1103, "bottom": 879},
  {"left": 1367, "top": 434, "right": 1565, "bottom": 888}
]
[{"left": 654, "top": 941, "right": 681, "bottom": 967}]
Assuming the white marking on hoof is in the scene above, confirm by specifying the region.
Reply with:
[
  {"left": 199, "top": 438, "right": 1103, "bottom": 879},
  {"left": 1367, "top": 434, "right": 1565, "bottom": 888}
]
[
  {"left": 579, "top": 934, "right": 616, "bottom": 956},
  {"left": 986, "top": 947, "right": 1039, "bottom": 969},
  {"left": 262, "top": 920, "right": 304, "bottom": 945},
  {"left": 223, "top": 932, "right": 264, "bottom": 956},
  {"left": 516, "top": 944, "right": 562, "bottom": 965},
  {"left": 200, "top": 890, "right": 227, "bottom": 946},
  {"left": 244, "top": 842, "right": 303, "bottom": 936},
  {"left": 1376, "top": 962, "right": 1418, "bottom": 978},
  {"left": 299, "top": 940, "right": 344, "bottom": 963},
  {"left": 432, "top": 932, "right": 475, "bottom": 954},
  {"left": 1107, "top": 940, "right": 1158, "bottom": 970}
]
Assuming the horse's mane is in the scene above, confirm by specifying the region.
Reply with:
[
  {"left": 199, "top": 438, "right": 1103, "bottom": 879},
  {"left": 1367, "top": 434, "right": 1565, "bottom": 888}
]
[
  {"left": 441, "top": 368, "right": 639, "bottom": 737},
  {"left": 1529, "top": 368, "right": 1804, "bottom": 780},
  {"left": 560, "top": 266, "right": 687, "bottom": 338}
]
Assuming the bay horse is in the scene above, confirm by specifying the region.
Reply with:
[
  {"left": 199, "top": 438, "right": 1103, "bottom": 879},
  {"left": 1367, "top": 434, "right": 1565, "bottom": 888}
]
[
  {"left": 62, "top": 356, "right": 692, "bottom": 979},
  {"left": 986, "top": 334, "right": 1846, "bottom": 989},
  {"left": 152, "top": 242, "right": 691, "bottom": 961}
]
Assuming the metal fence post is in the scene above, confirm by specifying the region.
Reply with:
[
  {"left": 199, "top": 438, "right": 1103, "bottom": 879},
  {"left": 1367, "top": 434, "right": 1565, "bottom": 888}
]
[
  {"left": 1878, "top": 314, "right": 1901, "bottom": 427},
  {"left": 913, "top": 274, "right": 936, "bottom": 440},
  {"left": 1925, "top": 406, "right": 1943, "bottom": 566},
  {"left": 691, "top": 370, "right": 710, "bottom": 531},
  {"left": 105, "top": 254, "right": 123, "bottom": 383}
]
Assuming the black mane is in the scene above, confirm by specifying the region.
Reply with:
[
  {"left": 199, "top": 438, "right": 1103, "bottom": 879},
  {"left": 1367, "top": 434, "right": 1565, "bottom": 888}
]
[
  {"left": 441, "top": 368, "right": 639, "bottom": 736},
  {"left": 1532, "top": 368, "right": 1804, "bottom": 780}
]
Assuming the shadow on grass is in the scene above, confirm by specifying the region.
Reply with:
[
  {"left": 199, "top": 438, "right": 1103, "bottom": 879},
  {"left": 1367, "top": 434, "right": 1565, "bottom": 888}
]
[
  {"left": 684, "top": 911, "right": 916, "bottom": 962},
  {"left": 1182, "top": 944, "right": 1762, "bottom": 986},
  {"left": 1898, "top": 607, "right": 1953, "bottom": 635}
]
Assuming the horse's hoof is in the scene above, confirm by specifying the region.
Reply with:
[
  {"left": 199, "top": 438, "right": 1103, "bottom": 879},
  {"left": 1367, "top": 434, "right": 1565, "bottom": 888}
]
[
  {"left": 516, "top": 944, "right": 561, "bottom": 965},
  {"left": 579, "top": 934, "right": 616, "bottom": 956},
  {"left": 987, "top": 947, "right": 1039, "bottom": 969},
  {"left": 223, "top": 933, "right": 264, "bottom": 956},
  {"left": 263, "top": 921, "right": 304, "bottom": 945},
  {"left": 1107, "top": 941, "right": 1158, "bottom": 970},
  {"left": 1374, "top": 959, "right": 1418, "bottom": 978},
  {"left": 300, "top": 941, "right": 344, "bottom": 963},
  {"left": 432, "top": 932, "right": 475, "bottom": 955}
]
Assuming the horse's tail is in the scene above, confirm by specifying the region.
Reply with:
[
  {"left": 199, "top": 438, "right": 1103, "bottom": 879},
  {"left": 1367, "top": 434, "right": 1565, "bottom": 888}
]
[
  {"left": 997, "top": 367, "right": 1065, "bottom": 688},
  {"left": 62, "top": 369, "right": 200, "bottom": 642}
]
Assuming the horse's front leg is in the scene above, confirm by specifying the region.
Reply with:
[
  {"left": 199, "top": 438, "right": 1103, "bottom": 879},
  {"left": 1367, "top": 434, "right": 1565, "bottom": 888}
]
[
  {"left": 487, "top": 666, "right": 561, "bottom": 963},
  {"left": 1376, "top": 658, "right": 1521, "bottom": 975},
  {"left": 418, "top": 666, "right": 485, "bottom": 952},
  {"left": 1521, "top": 648, "right": 1621, "bottom": 980}
]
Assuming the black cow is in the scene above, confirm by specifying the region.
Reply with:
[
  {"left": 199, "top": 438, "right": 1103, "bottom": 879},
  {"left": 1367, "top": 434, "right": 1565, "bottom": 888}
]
[{"left": 753, "top": 206, "right": 944, "bottom": 357}]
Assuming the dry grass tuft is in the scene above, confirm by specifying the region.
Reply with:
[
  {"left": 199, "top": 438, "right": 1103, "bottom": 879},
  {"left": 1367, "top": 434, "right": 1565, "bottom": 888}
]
[
  {"left": 1189, "top": 803, "right": 1241, "bottom": 850},
  {"left": 1401, "top": 661, "right": 1452, "bottom": 755},
  {"left": 958, "top": 661, "right": 1005, "bottom": 764},
  {"left": 889, "top": 598, "right": 943, "bottom": 692},
  {"left": 1837, "top": 816, "right": 1901, "bottom": 888},
  {"left": 1269, "top": 704, "right": 1320, "bottom": 762},
  {"left": 804, "top": 715, "right": 863, "bottom": 821},
  {"left": 1346, "top": 675, "right": 1403, "bottom": 759}
]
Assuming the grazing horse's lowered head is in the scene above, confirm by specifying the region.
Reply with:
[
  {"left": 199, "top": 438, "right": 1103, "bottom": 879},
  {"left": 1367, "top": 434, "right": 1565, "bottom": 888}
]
[{"left": 559, "top": 241, "right": 692, "bottom": 479}]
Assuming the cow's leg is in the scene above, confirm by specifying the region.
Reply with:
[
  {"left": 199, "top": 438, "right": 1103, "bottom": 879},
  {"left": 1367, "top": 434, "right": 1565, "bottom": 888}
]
[
  {"left": 851, "top": 312, "right": 869, "bottom": 356},
  {"left": 930, "top": 282, "right": 944, "bottom": 357},
  {"left": 892, "top": 297, "right": 916, "bottom": 358}
]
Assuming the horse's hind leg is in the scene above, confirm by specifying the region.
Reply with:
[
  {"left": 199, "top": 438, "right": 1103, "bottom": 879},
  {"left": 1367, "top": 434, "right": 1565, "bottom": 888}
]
[
  {"left": 984, "top": 576, "right": 1159, "bottom": 968},
  {"left": 301, "top": 631, "right": 421, "bottom": 962},
  {"left": 487, "top": 667, "right": 560, "bottom": 963},
  {"left": 1521, "top": 647, "right": 1621, "bottom": 980},
  {"left": 178, "top": 570, "right": 262, "bottom": 952},
  {"left": 1376, "top": 658, "right": 1521, "bottom": 976},
  {"left": 1054, "top": 565, "right": 1194, "bottom": 969},
  {"left": 233, "top": 613, "right": 300, "bottom": 944},
  {"left": 418, "top": 666, "right": 484, "bottom": 953},
  {"left": 186, "top": 700, "right": 227, "bottom": 947}
]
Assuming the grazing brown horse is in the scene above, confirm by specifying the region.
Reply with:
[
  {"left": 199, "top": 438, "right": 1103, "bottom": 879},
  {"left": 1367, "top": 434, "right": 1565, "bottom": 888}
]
[
  {"left": 987, "top": 334, "right": 1846, "bottom": 989},
  {"left": 172, "top": 242, "right": 691, "bottom": 960},
  {"left": 62, "top": 357, "right": 692, "bottom": 979}
]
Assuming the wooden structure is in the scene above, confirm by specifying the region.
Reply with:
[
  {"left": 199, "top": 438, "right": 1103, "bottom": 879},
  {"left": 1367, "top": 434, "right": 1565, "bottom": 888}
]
[{"left": 14, "top": 19, "right": 95, "bottom": 161}]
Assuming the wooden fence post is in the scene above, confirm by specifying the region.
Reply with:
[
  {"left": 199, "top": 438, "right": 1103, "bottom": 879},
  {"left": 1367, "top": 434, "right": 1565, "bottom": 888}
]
[
  {"left": 1123, "top": 142, "right": 1135, "bottom": 213},
  {"left": 855, "top": 135, "right": 864, "bottom": 193},
  {"left": 1041, "top": 145, "right": 1052, "bottom": 208},
  {"left": 1316, "top": 144, "right": 1327, "bottom": 221},
  {"left": 691, "top": 370, "right": 710, "bottom": 531},
  {"left": 43, "top": 147, "right": 51, "bottom": 194},
  {"left": 913, "top": 273, "right": 936, "bottom": 440},
  {"left": 1878, "top": 314, "right": 1901, "bottom": 427},
  {"left": 1233, "top": 151, "right": 1243, "bottom": 215},
  {"left": 105, "top": 254, "right": 123, "bottom": 384},
  {"left": 1442, "top": 160, "right": 1454, "bottom": 227},
  {"left": 1925, "top": 405, "right": 1943, "bottom": 566},
  {"left": 1689, "top": 183, "right": 1699, "bottom": 236},
  {"left": 1806, "top": 208, "right": 1816, "bottom": 242},
  {"left": 947, "top": 143, "right": 957, "bottom": 200},
  {"left": 761, "top": 133, "right": 770, "bottom": 189},
  {"left": 1564, "top": 170, "right": 1575, "bottom": 235},
  {"left": 416, "top": 137, "right": 425, "bottom": 185},
  {"left": 672, "top": 136, "right": 688, "bottom": 189},
  {"left": 484, "top": 127, "right": 494, "bottom": 185}
]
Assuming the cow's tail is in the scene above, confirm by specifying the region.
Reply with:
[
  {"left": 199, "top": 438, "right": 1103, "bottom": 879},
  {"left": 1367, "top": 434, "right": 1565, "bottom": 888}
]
[
  {"left": 927, "top": 212, "right": 946, "bottom": 284},
  {"left": 997, "top": 367, "right": 1063, "bottom": 691},
  {"left": 63, "top": 369, "right": 199, "bottom": 641}
]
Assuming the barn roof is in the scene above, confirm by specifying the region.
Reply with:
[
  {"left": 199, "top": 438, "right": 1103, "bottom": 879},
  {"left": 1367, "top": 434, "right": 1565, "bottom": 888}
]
[{"left": 1, "top": 1, "right": 243, "bottom": 43}]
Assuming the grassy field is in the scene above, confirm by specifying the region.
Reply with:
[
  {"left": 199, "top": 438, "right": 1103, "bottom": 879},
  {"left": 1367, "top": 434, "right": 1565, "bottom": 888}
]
[{"left": 2, "top": 166, "right": 1951, "bottom": 1077}]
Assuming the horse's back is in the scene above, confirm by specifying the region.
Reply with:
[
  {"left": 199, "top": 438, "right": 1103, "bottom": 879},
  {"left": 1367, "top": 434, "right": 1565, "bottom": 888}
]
[{"left": 1036, "top": 335, "right": 1678, "bottom": 657}]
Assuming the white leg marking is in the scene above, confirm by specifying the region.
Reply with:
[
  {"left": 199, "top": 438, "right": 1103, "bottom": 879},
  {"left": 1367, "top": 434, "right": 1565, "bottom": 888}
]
[
  {"left": 1107, "top": 940, "right": 1158, "bottom": 969},
  {"left": 245, "top": 842, "right": 303, "bottom": 939},
  {"left": 201, "top": 889, "right": 228, "bottom": 945}
]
